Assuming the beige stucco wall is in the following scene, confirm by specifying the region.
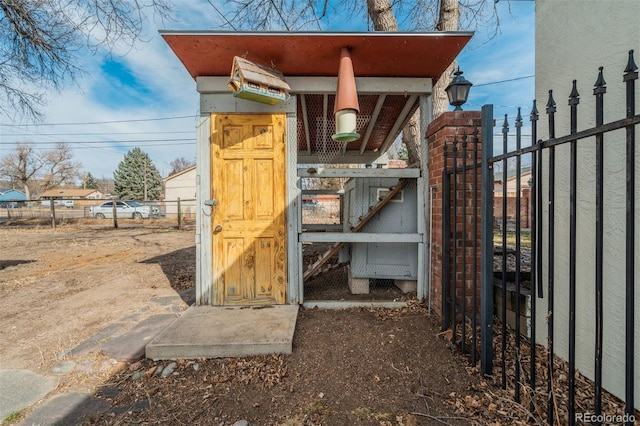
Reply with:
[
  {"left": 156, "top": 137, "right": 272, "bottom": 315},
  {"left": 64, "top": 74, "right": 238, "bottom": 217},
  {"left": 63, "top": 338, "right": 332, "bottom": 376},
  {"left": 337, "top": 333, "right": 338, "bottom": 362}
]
[
  {"left": 164, "top": 167, "right": 197, "bottom": 219},
  {"left": 535, "top": 0, "right": 640, "bottom": 408}
]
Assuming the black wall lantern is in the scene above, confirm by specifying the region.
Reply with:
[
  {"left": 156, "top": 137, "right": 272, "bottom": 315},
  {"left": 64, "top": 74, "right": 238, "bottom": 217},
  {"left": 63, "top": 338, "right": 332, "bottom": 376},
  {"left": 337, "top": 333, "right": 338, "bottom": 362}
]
[{"left": 445, "top": 67, "right": 473, "bottom": 111}]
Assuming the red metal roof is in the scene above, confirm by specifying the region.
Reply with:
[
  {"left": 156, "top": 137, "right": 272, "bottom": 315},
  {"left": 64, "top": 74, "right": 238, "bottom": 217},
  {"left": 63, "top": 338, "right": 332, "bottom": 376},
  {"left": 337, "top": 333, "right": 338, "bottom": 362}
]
[{"left": 160, "top": 31, "right": 473, "bottom": 80}]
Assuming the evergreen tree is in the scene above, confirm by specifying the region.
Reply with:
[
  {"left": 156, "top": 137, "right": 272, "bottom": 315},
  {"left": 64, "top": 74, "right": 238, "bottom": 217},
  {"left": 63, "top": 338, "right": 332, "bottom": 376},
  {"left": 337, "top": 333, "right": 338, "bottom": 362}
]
[
  {"left": 113, "top": 148, "right": 162, "bottom": 200},
  {"left": 81, "top": 172, "right": 99, "bottom": 190}
]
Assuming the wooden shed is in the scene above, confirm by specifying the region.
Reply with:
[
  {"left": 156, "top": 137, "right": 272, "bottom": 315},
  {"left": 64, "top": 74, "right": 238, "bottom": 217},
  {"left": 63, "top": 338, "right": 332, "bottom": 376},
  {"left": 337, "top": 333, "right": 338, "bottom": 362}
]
[{"left": 160, "top": 31, "right": 472, "bottom": 307}]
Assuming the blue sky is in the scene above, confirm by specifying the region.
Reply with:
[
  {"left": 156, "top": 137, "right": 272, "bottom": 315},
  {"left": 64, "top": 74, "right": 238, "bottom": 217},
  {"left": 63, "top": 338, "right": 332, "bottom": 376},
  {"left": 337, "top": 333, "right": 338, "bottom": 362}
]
[{"left": 0, "top": 0, "right": 534, "bottom": 181}]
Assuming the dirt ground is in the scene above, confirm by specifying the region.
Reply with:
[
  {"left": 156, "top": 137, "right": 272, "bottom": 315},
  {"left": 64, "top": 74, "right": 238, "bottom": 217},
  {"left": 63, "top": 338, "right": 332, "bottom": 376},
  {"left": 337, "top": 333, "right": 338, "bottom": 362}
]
[
  {"left": 0, "top": 222, "right": 194, "bottom": 375},
  {"left": 1, "top": 188, "right": 637, "bottom": 426},
  {"left": 87, "top": 306, "right": 480, "bottom": 425},
  {"left": 0, "top": 222, "right": 521, "bottom": 425}
]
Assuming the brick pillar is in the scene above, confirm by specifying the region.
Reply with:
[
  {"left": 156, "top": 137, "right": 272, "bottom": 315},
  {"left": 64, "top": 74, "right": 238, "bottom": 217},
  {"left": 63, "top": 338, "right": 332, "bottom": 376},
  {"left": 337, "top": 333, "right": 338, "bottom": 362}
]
[{"left": 426, "top": 111, "right": 482, "bottom": 319}]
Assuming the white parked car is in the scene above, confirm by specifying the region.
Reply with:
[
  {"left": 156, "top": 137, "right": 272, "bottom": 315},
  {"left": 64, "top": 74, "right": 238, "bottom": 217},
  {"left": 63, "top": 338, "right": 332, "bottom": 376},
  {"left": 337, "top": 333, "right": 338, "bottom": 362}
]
[{"left": 89, "top": 201, "right": 159, "bottom": 219}]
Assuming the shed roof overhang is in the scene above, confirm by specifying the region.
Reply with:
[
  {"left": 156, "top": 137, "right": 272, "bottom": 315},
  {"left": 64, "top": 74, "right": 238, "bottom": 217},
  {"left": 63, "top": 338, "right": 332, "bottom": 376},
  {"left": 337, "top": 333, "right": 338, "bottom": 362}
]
[{"left": 161, "top": 31, "right": 473, "bottom": 163}]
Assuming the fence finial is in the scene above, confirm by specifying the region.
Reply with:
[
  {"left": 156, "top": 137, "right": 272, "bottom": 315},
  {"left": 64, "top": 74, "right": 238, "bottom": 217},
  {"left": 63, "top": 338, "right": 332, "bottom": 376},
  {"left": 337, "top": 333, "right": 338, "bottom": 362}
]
[
  {"left": 502, "top": 114, "right": 509, "bottom": 134},
  {"left": 530, "top": 100, "right": 539, "bottom": 122},
  {"left": 546, "top": 90, "right": 556, "bottom": 114},
  {"left": 623, "top": 49, "right": 638, "bottom": 81},
  {"left": 593, "top": 66, "right": 607, "bottom": 95},
  {"left": 516, "top": 107, "right": 523, "bottom": 128},
  {"left": 569, "top": 80, "right": 580, "bottom": 106}
]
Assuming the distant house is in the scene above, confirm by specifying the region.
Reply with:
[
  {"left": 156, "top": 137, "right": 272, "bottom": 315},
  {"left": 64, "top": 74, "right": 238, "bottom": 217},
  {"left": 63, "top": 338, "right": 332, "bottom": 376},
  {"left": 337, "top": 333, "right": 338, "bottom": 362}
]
[
  {"left": 40, "top": 189, "right": 105, "bottom": 208},
  {"left": 493, "top": 167, "right": 532, "bottom": 229},
  {"left": 163, "top": 166, "right": 196, "bottom": 219},
  {"left": 493, "top": 167, "right": 532, "bottom": 198},
  {"left": 40, "top": 189, "right": 105, "bottom": 201},
  {"left": 0, "top": 189, "right": 27, "bottom": 205}
]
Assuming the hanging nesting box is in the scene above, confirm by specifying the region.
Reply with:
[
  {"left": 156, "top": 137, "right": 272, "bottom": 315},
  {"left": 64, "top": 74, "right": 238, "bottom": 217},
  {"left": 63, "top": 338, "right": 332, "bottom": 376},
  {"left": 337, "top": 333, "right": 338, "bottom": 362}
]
[{"left": 227, "top": 56, "right": 291, "bottom": 105}]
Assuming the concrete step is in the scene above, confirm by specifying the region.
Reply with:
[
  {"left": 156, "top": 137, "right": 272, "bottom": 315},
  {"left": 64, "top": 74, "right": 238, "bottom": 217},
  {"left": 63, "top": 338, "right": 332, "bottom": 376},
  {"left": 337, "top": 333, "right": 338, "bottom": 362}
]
[{"left": 146, "top": 305, "right": 299, "bottom": 360}]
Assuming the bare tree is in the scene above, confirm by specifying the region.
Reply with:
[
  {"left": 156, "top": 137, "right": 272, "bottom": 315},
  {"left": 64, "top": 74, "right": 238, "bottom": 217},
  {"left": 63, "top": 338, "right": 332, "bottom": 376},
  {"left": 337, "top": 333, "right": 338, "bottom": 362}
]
[
  {"left": 0, "top": 0, "right": 171, "bottom": 120},
  {"left": 39, "top": 143, "right": 82, "bottom": 190},
  {"left": 169, "top": 157, "right": 196, "bottom": 176},
  {"left": 0, "top": 142, "right": 81, "bottom": 199},
  {"left": 0, "top": 144, "right": 41, "bottom": 200},
  {"left": 220, "top": 0, "right": 497, "bottom": 34},
  {"left": 97, "top": 176, "right": 115, "bottom": 195},
  {"left": 367, "top": 0, "right": 398, "bottom": 31}
]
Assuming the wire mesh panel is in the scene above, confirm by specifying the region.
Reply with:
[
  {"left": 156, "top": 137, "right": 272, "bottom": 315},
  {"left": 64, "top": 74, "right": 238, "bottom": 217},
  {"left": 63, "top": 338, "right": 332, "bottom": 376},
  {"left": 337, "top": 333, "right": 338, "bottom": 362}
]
[{"left": 300, "top": 180, "right": 342, "bottom": 227}]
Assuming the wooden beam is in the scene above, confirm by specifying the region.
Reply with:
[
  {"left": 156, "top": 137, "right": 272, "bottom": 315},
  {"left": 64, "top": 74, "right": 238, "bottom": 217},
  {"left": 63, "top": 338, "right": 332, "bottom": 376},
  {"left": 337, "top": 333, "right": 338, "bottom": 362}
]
[
  {"left": 359, "top": 95, "right": 386, "bottom": 155},
  {"left": 302, "top": 301, "right": 407, "bottom": 309},
  {"left": 286, "top": 111, "right": 301, "bottom": 304},
  {"left": 379, "top": 94, "right": 418, "bottom": 154},
  {"left": 300, "top": 224, "right": 344, "bottom": 232},
  {"left": 299, "top": 232, "right": 422, "bottom": 243},
  {"left": 287, "top": 77, "right": 432, "bottom": 94},
  {"left": 297, "top": 167, "right": 420, "bottom": 178},
  {"left": 301, "top": 94, "right": 311, "bottom": 154},
  {"left": 200, "top": 93, "right": 296, "bottom": 113},
  {"left": 321, "top": 94, "right": 329, "bottom": 154},
  {"left": 196, "top": 76, "right": 433, "bottom": 95},
  {"left": 301, "top": 189, "right": 343, "bottom": 195},
  {"left": 296, "top": 152, "right": 382, "bottom": 164}
]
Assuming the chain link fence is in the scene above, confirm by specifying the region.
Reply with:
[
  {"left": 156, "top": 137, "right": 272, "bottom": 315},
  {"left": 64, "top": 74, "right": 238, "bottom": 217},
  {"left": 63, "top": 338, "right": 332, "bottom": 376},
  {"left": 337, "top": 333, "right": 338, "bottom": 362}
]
[
  {"left": 3, "top": 177, "right": 421, "bottom": 304},
  {"left": 0, "top": 199, "right": 195, "bottom": 229}
]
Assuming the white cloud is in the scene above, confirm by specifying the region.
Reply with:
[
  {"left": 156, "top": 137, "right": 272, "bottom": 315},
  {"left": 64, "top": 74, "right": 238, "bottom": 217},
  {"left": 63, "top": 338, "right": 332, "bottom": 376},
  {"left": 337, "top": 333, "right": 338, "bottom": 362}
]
[{"left": 1, "top": 0, "right": 535, "bottom": 182}]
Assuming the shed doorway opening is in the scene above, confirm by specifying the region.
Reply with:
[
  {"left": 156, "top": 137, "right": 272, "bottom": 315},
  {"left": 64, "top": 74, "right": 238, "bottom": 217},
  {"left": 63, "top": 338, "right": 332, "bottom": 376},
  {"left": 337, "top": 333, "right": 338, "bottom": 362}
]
[{"left": 299, "top": 165, "right": 422, "bottom": 305}]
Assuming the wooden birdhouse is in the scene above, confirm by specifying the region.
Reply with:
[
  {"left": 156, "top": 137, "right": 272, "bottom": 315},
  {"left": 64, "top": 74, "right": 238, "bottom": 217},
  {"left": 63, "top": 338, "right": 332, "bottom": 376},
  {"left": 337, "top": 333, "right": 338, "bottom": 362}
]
[{"left": 228, "top": 56, "right": 291, "bottom": 105}]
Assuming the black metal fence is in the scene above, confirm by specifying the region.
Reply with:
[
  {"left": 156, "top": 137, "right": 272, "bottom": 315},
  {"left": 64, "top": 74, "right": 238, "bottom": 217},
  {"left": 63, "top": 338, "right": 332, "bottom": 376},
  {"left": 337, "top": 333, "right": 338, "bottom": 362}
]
[
  {"left": 442, "top": 128, "right": 482, "bottom": 366},
  {"left": 443, "top": 50, "right": 638, "bottom": 425}
]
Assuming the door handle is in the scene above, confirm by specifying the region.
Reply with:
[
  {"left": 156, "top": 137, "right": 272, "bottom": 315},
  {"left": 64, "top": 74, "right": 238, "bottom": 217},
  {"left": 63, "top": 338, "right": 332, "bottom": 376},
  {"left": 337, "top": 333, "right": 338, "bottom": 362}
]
[
  {"left": 204, "top": 199, "right": 218, "bottom": 206},
  {"left": 214, "top": 225, "right": 223, "bottom": 233}
]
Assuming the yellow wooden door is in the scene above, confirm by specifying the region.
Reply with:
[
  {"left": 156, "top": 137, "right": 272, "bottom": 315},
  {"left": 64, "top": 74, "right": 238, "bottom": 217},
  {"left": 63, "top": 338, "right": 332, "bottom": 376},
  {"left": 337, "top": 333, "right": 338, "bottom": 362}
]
[{"left": 211, "top": 114, "right": 287, "bottom": 305}]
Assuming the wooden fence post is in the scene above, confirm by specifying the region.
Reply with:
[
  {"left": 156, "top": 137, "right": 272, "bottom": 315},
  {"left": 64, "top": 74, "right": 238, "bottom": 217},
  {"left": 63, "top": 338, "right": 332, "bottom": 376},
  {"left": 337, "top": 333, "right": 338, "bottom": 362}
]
[
  {"left": 112, "top": 200, "right": 118, "bottom": 229},
  {"left": 49, "top": 200, "right": 56, "bottom": 229}
]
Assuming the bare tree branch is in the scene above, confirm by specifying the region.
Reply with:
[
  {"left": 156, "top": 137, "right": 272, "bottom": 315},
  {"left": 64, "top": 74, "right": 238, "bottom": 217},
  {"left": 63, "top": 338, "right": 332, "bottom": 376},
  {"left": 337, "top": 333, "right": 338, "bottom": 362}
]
[
  {"left": 169, "top": 157, "right": 195, "bottom": 175},
  {"left": 214, "top": 0, "right": 499, "bottom": 35},
  {"left": 0, "top": 142, "right": 82, "bottom": 199},
  {"left": 39, "top": 142, "right": 81, "bottom": 191},
  {"left": 0, "top": 0, "right": 171, "bottom": 120}
]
